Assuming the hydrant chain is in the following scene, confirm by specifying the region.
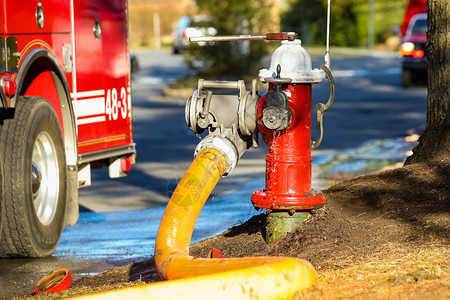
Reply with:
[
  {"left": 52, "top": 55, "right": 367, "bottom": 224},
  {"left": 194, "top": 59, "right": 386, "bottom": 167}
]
[{"left": 311, "top": 64, "right": 335, "bottom": 150}]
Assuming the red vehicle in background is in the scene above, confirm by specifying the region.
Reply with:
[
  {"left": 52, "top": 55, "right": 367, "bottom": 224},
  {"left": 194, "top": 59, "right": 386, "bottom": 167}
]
[
  {"left": 399, "top": 0, "right": 427, "bottom": 87},
  {"left": 399, "top": 13, "right": 427, "bottom": 87},
  {"left": 0, "top": 0, "right": 135, "bottom": 257}
]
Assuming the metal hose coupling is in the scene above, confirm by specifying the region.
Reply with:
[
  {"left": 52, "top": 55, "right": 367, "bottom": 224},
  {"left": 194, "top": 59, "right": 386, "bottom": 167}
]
[{"left": 194, "top": 135, "right": 238, "bottom": 176}]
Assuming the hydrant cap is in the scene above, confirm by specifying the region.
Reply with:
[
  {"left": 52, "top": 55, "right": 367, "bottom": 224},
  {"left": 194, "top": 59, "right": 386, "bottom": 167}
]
[{"left": 259, "top": 39, "right": 324, "bottom": 83}]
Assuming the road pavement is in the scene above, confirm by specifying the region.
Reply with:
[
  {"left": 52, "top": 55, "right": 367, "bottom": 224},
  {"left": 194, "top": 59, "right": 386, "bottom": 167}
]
[
  {"left": 77, "top": 48, "right": 427, "bottom": 212},
  {"left": 0, "top": 48, "right": 427, "bottom": 299}
]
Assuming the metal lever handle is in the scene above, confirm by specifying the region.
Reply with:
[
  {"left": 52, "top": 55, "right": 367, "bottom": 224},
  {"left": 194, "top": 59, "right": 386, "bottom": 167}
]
[
  {"left": 311, "top": 64, "right": 335, "bottom": 150},
  {"left": 189, "top": 32, "right": 298, "bottom": 43},
  {"left": 198, "top": 79, "right": 244, "bottom": 90},
  {"left": 194, "top": 79, "right": 248, "bottom": 130},
  {"left": 200, "top": 91, "right": 213, "bottom": 119}
]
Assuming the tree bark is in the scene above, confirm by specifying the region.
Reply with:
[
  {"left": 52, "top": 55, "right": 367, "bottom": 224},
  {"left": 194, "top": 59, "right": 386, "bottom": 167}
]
[{"left": 405, "top": 0, "right": 450, "bottom": 164}]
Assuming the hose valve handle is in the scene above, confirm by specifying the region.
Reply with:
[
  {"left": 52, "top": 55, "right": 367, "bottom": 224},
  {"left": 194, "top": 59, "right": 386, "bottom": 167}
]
[{"left": 200, "top": 91, "right": 212, "bottom": 119}]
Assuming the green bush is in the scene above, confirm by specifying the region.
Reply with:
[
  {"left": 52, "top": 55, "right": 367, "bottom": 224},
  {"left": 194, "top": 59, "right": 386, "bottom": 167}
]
[{"left": 282, "top": 0, "right": 408, "bottom": 47}]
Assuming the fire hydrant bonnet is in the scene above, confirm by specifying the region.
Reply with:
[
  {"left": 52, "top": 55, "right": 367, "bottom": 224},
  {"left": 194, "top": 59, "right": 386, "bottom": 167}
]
[{"left": 259, "top": 39, "right": 324, "bottom": 83}]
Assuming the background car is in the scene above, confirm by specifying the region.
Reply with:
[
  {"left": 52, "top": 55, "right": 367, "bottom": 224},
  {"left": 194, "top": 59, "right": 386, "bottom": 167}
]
[
  {"left": 399, "top": 13, "right": 427, "bottom": 87},
  {"left": 172, "top": 15, "right": 217, "bottom": 54}
]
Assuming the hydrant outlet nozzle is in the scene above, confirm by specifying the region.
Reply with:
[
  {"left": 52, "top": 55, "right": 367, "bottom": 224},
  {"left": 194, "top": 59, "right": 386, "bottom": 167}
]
[{"left": 261, "top": 65, "right": 292, "bottom": 131}]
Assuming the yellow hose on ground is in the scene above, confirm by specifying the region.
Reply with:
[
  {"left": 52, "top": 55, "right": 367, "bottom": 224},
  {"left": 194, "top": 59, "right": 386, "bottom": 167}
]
[
  {"left": 72, "top": 258, "right": 313, "bottom": 299},
  {"left": 154, "top": 148, "right": 317, "bottom": 287},
  {"left": 70, "top": 148, "right": 317, "bottom": 299}
]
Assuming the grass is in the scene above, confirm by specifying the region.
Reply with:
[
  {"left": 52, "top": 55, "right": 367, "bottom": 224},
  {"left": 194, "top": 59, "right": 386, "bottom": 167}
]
[{"left": 295, "top": 245, "right": 449, "bottom": 299}]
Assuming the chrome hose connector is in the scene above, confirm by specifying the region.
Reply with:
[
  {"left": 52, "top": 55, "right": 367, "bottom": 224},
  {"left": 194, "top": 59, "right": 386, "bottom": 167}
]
[{"left": 194, "top": 135, "right": 238, "bottom": 176}]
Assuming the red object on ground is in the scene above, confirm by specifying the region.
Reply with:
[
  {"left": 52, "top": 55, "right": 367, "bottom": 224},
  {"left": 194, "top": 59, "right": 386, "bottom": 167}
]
[
  {"left": 208, "top": 248, "right": 225, "bottom": 259},
  {"left": 34, "top": 267, "right": 72, "bottom": 294},
  {"left": 251, "top": 84, "right": 325, "bottom": 211}
]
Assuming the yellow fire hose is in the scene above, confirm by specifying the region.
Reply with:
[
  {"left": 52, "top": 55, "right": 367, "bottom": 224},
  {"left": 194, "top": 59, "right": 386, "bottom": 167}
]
[{"left": 71, "top": 148, "right": 317, "bottom": 299}]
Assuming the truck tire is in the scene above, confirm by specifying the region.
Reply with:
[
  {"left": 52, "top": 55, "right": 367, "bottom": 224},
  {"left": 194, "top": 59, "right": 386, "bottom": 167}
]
[{"left": 0, "top": 96, "right": 67, "bottom": 257}]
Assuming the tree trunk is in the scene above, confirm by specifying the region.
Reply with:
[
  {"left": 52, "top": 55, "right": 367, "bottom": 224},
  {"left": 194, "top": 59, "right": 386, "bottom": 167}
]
[{"left": 405, "top": 0, "right": 450, "bottom": 164}]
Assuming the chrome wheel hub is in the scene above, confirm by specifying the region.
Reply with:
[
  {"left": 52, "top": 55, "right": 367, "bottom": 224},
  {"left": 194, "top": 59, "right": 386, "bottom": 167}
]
[{"left": 32, "top": 131, "right": 59, "bottom": 225}]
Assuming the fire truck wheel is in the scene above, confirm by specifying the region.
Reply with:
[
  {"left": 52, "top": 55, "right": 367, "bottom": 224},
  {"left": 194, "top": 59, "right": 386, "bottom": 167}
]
[{"left": 0, "top": 96, "right": 67, "bottom": 257}]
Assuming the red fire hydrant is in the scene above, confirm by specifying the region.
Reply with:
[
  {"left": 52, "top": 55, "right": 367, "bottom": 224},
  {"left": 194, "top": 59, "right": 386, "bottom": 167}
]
[
  {"left": 251, "top": 39, "right": 334, "bottom": 243},
  {"left": 185, "top": 34, "right": 335, "bottom": 244}
]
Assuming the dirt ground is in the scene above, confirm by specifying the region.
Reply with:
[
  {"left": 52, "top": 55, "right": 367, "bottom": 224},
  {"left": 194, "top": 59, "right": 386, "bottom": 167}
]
[{"left": 32, "top": 154, "right": 449, "bottom": 299}]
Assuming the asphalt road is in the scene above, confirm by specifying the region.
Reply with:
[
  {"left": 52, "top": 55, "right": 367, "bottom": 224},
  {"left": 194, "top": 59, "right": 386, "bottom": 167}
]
[
  {"left": 77, "top": 48, "right": 427, "bottom": 212},
  {"left": 0, "top": 48, "right": 427, "bottom": 299}
]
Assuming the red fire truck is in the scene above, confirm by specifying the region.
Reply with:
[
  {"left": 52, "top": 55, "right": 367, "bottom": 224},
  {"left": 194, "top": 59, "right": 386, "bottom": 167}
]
[{"left": 0, "top": 0, "right": 135, "bottom": 257}]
